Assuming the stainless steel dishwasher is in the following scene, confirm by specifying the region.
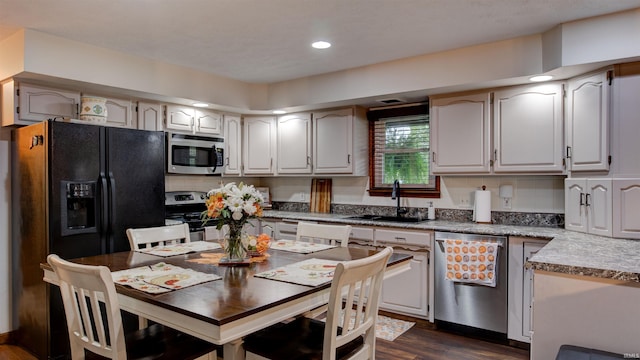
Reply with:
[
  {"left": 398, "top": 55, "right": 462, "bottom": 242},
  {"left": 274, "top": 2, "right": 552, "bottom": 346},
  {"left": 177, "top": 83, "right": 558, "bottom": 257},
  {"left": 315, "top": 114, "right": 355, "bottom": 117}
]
[{"left": 434, "top": 231, "right": 507, "bottom": 334}]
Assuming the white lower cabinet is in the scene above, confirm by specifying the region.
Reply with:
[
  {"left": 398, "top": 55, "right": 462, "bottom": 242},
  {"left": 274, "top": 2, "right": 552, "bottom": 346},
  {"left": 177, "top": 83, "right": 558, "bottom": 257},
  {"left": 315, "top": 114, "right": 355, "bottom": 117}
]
[
  {"left": 267, "top": 220, "right": 432, "bottom": 320},
  {"left": 508, "top": 236, "right": 548, "bottom": 343},
  {"left": 375, "top": 228, "right": 431, "bottom": 320}
]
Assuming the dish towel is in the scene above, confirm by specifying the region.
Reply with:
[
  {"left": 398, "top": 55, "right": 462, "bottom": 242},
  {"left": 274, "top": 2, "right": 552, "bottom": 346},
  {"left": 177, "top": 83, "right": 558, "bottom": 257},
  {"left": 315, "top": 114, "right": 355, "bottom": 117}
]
[{"left": 444, "top": 238, "right": 499, "bottom": 287}]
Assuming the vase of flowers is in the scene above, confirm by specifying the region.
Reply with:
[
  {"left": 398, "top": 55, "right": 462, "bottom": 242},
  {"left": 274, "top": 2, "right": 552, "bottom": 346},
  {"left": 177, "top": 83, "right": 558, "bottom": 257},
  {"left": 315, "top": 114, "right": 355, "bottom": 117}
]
[{"left": 202, "top": 182, "right": 265, "bottom": 264}]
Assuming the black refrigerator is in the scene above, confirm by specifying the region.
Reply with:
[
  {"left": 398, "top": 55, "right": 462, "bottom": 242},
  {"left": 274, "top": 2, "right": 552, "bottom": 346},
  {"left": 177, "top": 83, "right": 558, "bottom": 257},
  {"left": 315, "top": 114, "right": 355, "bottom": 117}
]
[{"left": 11, "top": 120, "right": 166, "bottom": 359}]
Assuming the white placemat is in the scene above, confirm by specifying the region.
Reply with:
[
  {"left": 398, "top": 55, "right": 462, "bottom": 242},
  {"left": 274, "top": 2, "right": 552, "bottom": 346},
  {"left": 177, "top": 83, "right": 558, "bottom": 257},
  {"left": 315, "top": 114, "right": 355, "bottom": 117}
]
[
  {"left": 269, "top": 239, "right": 336, "bottom": 254},
  {"left": 254, "top": 258, "right": 341, "bottom": 287},
  {"left": 112, "top": 262, "right": 221, "bottom": 294},
  {"left": 137, "top": 241, "right": 221, "bottom": 257}
]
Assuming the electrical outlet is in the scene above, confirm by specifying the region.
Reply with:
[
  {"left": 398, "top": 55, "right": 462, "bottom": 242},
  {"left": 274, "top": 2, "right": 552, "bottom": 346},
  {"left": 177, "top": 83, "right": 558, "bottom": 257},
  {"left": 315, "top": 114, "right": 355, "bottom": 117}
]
[
  {"left": 502, "top": 197, "right": 512, "bottom": 209},
  {"left": 299, "top": 192, "right": 306, "bottom": 201},
  {"left": 459, "top": 198, "right": 471, "bottom": 208}
]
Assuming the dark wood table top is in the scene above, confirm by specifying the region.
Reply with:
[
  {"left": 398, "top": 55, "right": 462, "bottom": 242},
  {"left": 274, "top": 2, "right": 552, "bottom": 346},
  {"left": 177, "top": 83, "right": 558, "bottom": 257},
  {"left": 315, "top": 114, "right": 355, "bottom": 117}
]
[{"left": 42, "top": 246, "right": 411, "bottom": 327}]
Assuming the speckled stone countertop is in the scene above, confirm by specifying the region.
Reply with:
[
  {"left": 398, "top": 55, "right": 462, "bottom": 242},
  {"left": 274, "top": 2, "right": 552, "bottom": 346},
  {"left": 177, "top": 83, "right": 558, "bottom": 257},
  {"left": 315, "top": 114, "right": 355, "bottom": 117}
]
[{"left": 262, "top": 210, "right": 640, "bottom": 283}]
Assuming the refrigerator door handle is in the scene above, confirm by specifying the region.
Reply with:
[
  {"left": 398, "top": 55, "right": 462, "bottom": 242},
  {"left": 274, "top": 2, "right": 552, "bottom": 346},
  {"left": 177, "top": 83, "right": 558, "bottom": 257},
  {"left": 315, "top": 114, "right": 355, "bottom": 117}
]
[
  {"left": 108, "top": 171, "right": 117, "bottom": 224},
  {"left": 100, "top": 172, "right": 109, "bottom": 254}
]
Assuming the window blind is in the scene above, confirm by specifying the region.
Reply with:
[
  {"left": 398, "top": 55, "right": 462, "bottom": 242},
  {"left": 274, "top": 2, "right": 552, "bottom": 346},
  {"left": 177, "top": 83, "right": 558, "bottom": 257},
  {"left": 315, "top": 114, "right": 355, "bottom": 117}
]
[{"left": 372, "top": 114, "right": 433, "bottom": 188}]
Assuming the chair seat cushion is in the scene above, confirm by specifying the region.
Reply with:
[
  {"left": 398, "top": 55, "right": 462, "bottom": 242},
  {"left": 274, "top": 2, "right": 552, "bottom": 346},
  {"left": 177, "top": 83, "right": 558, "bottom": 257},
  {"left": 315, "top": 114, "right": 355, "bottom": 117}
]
[
  {"left": 86, "top": 323, "right": 218, "bottom": 360},
  {"left": 243, "top": 317, "right": 364, "bottom": 360}
]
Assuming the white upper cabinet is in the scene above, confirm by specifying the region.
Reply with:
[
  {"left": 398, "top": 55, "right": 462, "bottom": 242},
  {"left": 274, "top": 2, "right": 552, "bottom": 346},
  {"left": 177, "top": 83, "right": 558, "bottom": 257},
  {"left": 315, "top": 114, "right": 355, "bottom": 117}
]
[
  {"left": 223, "top": 114, "right": 242, "bottom": 176},
  {"left": 195, "top": 108, "right": 223, "bottom": 135},
  {"left": 493, "top": 83, "right": 565, "bottom": 173},
  {"left": 565, "top": 178, "right": 612, "bottom": 237},
  {"left": 277, "top": 113, "right": 312, "bottom": 174},
  {"left": 611, "top": 62, "right": 640, "bottom": 176},
  {"left": 136, "top": 102, "right": 164, "bottom": 131},
  {"left": 2, "top": 81, "right": 80, "bottom": 126},
  {"left": 243, "top": 116, "right": 277, "bottom": 175},
  {"left": 165, "top": 104, "right": 194, "bottom": 133},
  {"left": 313, "top": 107, "right": 368, "bottom": 175},
  {"left": 166, "top": 104, "right": 222, "bottom": 135},
  {"left": 103, "top": 97, "right": 134, "bottom": 128},
  {"left": 430, "top": 92, "right": 492, "bottom": 174},
  {"left": 566, "top": 69, "right": 612, "bottom": 172}
]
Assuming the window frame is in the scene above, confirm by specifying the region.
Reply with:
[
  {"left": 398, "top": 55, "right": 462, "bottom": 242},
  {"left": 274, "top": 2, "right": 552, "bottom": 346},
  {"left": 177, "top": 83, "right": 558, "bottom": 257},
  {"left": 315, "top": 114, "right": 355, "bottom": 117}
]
[{"left": 367, "top": 104, "right": 440, "bottom": 199}]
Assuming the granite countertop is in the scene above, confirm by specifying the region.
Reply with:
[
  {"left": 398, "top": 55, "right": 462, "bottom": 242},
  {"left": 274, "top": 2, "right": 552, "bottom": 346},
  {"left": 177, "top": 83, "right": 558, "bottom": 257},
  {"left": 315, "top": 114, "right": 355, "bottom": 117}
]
[{"left": 262, "top": 210, "right": 640, "bottom": 283}]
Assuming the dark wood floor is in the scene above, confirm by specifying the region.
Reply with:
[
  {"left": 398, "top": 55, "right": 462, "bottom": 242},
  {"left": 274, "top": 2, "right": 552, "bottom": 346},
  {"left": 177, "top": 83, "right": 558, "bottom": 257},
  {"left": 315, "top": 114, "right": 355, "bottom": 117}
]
[{"left": 0, "top": 315, "right": 529, "bottom": 360}]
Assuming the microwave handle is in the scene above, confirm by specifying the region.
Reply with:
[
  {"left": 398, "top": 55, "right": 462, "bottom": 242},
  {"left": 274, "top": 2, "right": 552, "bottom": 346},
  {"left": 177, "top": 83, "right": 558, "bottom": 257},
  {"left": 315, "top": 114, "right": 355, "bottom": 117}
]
[{"left": 211, "top": 145, "right": 218, "bottom": 173}]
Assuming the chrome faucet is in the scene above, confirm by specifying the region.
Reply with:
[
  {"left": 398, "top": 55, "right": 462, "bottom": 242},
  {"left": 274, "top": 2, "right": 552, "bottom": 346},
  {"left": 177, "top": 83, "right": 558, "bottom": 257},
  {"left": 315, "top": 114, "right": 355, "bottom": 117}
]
[{"left": 391, "top": 180, "right": 407, "bottom": 217}]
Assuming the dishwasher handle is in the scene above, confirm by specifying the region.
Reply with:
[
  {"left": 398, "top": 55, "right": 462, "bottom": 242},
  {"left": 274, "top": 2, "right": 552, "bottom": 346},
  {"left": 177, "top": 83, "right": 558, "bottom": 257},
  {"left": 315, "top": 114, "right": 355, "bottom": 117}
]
[{"left": 435, "top": 238, "right": 504, "bottom": 248}]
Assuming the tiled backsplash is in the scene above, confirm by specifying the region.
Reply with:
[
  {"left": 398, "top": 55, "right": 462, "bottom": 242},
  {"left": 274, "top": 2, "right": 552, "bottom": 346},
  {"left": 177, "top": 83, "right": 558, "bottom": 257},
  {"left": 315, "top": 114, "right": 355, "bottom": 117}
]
[{"left": 271, "top": 201, "right": 564, "bottom": 228}]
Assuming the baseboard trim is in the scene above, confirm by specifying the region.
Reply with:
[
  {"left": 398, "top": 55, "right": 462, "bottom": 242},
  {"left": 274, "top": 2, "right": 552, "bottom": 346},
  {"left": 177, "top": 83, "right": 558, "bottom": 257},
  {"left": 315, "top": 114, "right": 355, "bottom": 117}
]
[{"left": 0, "top": 331, "right": 12, "bottom": 345}]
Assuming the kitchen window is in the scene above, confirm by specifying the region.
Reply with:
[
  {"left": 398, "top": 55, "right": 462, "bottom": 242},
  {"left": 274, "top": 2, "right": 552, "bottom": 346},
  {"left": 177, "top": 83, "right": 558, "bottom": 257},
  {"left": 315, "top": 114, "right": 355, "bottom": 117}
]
[{"left": 367, "top": 103, "right": 440, "bottom": 198}]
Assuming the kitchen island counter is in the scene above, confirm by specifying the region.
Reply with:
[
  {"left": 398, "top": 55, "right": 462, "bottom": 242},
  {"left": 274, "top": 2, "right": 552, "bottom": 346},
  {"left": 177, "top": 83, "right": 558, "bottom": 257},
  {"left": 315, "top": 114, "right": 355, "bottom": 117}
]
[{"left": 262, "top": 210, "right": 640, "bottom": 283}]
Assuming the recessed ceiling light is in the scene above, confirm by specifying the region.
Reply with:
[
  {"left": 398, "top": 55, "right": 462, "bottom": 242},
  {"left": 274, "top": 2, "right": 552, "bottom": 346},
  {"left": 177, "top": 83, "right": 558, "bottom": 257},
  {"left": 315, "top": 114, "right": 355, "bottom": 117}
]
[
  {"left": 193, "top": 102, "right": 209, "bottom": 107},
  {"left": 273, "top": 110, "right": 286, "bottom": 114},
  {"left": 311, "top": 41, "right": 331, "bottom": 49},
  {"left": 529, "top": 75, "right": 553, "bottom": 82}
]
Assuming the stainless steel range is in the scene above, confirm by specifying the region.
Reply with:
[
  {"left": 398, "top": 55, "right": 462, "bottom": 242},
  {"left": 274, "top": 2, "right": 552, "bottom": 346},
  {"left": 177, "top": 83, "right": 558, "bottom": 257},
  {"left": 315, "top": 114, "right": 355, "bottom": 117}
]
[{"left": 165, "top": 191, "right": 208, "bottom": 241}]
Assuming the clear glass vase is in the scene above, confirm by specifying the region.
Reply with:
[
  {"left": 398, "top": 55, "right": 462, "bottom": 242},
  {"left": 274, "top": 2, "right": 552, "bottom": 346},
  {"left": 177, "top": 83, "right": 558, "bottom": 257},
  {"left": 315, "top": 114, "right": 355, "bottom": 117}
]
[{"left": 220, "top": 221, "right": 248, "bottom": 264}]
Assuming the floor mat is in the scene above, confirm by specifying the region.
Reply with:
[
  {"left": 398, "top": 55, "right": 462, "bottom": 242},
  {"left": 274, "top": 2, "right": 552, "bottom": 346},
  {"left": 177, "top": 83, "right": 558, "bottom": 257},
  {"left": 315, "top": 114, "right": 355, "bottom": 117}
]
[
  {"left": 375, "top": 314, "right": 416, "bottom": 341},
  {"left": 319, "top": 313, "right": 415, "bottom": 341}
]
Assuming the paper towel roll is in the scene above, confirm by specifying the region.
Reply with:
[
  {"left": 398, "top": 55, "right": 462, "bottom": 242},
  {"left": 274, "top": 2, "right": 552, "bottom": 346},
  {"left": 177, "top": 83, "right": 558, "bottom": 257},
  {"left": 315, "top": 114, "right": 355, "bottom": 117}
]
[{"left": 473, "top": 190, "right": 492, "bottom": 223}]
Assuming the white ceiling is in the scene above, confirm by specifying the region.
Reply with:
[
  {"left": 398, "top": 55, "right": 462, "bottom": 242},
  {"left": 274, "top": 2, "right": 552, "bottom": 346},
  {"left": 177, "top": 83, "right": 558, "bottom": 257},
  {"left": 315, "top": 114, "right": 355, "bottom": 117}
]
[{"left": 1, "top": 0, "right": 640, "bottom": 85}]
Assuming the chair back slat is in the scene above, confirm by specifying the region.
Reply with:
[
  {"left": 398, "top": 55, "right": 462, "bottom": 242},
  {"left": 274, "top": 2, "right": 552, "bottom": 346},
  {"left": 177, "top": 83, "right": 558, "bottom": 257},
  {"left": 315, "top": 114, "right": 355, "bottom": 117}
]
[
  {"left": 48, "top": 254, "right": 127, "bottom": 360},
  {"left": 126, "top": 223, "right": 191, "bottom": 250},
  {"left": 296, "top": 222, "right": 352, "bottom": 247},
  {"left": 322, "top": 246, "right": 393, "bottom": 360}
]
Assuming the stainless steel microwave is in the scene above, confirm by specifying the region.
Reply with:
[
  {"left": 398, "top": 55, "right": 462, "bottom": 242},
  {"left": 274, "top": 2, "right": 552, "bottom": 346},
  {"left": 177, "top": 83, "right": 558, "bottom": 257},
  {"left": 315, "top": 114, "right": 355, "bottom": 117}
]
[{"left": 166, "top": 132, "right": 224, "bottom": 175}]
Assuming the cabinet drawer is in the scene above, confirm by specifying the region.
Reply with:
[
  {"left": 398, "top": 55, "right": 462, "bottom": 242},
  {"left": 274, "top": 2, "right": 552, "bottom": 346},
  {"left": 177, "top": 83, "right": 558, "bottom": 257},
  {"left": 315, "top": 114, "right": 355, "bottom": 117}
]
[{"left": 375, "top": 229, "right": 430, "bottom": 247}]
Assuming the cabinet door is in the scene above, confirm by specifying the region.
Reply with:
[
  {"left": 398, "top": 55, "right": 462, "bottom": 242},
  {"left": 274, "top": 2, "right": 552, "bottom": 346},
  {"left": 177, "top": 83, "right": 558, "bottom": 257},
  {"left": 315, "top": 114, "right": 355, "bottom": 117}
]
[
  {"left": 223, "top": 114, "right": 242, "bottom": 176},
  {"left": 493, "top": 83, "right": 564, "bottom": 173},
  {"left": 380, "top": 248, "right": 429, "bottom": 318},
  {"left": 564, "top": 179, "right": 587, "bottom": 233},
  {"left": 430, "top": 93, "right": 491, "bottom": 173},
  {"left": 195, "top": 109, "right": 223, "bottom": 135},
  {"left": 507, "top": 236, "right": 548, "bottom": 343},
  {"left": 612, "top": 179, "right": 640, "bottom": 239},
  {"left": 137, "top": 102, "right": 164, "bottom": 131},
  {"left": 567, "top": 70, "right": 611, "bottom": 172},
  {"left": 586, "top": 179, "right": 612, "bottom": 237},
  {"left": 565, "top": 178, "right": 612, "bottom": 236},
  {"left": 313, "top": 108, "right": 353, "bottom": 174},
  {"left": 243, "top": 116, "right": 277, "bottom": 175},
  {"left": 166, "top": 105, "right": 195, "bottom": 133},
  {"left": 612, "top": 63, "right": 640, "bottom": 175},
  {"left": 17, "top": 82, "right": 80, "bottom": 122},
  {"left": 277, "top": 113, "right": 312, "bottom": 174},
  {"left": 104, "top": 97, "right": 134, "bottom": 128}
]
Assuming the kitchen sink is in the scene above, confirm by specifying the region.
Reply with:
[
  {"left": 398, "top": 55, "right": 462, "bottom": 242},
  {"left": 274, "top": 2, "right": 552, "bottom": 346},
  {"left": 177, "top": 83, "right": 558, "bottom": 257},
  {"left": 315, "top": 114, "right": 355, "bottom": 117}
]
[{"left": 346, "top": 214, "right": 427, "bottom": 223}]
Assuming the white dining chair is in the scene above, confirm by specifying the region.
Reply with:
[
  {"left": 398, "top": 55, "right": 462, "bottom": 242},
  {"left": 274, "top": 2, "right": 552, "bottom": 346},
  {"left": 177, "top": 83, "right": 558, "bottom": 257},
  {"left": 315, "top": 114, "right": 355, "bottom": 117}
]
[
  {"left": 126, "top": 223, "right": 191, "bottom": 251},
  {"left": 47, "top": 254, "right": 218, "bottom": 360},
  {"left": 296, "top": 222, "right": 353, "bottom": 248},
  {"left": 243, "top": 246, "right": 393, "bottom": 360}
]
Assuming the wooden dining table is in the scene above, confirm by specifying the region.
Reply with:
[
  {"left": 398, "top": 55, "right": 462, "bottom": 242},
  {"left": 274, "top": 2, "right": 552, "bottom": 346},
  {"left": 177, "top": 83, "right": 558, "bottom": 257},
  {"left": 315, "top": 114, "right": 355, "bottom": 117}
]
[{"left": 42, "top": 245, "right": 412, "bottom": 360}]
